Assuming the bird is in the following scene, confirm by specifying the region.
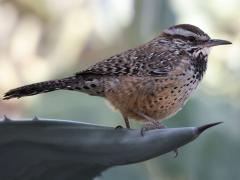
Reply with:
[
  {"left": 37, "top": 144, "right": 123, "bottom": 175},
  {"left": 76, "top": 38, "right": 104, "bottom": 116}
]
[{"left": 3, "top": 24, "right": 231, "bottom": 131}]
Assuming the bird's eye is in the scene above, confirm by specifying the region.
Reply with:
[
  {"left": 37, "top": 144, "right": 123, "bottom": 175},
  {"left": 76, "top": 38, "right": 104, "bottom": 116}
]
[{"left": 188, "top": 36, "right": 195, "bottom": 42}]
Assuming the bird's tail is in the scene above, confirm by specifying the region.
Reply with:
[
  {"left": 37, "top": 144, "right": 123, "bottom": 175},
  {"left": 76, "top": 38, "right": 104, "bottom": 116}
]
[{"left": 3, "top": 76, "right": 78, "bottom": 100}]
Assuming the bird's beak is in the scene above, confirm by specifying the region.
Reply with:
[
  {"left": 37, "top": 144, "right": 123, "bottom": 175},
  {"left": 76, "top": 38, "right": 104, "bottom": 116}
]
[{"left": 204, "top": 39, "right": 232, "bottom": 47}]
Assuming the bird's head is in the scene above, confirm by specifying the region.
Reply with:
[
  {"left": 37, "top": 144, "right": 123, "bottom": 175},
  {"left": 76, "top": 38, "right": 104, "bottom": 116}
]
[{"left": 162, "top": 24, "right": 231, "bottom": 58}]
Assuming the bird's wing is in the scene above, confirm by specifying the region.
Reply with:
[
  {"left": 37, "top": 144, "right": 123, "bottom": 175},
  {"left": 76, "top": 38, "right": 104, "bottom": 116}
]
[{"left": 76, "top": 44, "right": 189, "bottom": 77}]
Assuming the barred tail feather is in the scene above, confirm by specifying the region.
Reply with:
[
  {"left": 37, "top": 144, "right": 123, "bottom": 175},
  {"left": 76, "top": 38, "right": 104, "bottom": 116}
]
[{"left": 3, "top": 76, "right": 77, "bottom": 100}]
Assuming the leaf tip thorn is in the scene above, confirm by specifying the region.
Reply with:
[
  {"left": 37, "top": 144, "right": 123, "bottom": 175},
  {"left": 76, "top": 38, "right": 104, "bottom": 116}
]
[{"left": 197, "top": 122, "right": 223, "bottom": 135}]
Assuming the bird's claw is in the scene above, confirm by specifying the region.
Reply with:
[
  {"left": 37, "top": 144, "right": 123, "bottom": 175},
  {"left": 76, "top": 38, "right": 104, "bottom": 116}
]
[
  {"left": 140, "top": 127, "right": 146, "bottom": 136},
  {"left": 173, "top": 148, "right": 179, "bottom": 158},
  {"left": 115, "top": 125, "right": 124, "bottom": 129}
]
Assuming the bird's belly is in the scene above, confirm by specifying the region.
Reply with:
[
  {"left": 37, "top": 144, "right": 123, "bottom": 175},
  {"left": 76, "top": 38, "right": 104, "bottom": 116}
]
[{"left": 105, "top": 76, "right": 199, "bottom": 122}]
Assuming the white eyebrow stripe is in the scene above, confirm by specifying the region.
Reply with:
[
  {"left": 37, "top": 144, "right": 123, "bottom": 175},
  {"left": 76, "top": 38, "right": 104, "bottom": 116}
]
[
  {"left": 164, "top": 28, "right": 197, "bottom": 37},
  {"left": 164, "top": 28, "right": 209, "bottom": 40}
]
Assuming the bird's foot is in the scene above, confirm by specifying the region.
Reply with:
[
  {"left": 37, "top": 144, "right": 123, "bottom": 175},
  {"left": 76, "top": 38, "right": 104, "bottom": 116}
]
[
  {"left": 140, "top": 122, "right": 166, "bottom": 136},
  {"left": 140, "top": 122, "right": 179, "bottom": 157}
]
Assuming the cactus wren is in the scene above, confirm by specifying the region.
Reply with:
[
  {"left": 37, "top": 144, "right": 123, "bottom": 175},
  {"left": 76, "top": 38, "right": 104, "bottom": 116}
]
[{"left": 3, "top": 24, "right": 231, "bottom": 129}]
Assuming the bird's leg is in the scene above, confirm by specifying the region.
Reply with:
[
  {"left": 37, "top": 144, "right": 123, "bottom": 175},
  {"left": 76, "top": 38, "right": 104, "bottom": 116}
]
[{"left": 124, "top": 116, "right": 130, "bottom": 129}]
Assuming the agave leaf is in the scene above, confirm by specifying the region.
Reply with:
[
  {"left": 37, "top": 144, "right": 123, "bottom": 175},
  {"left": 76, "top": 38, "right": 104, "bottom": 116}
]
[{"left": 0, "top": 117, "right": 221, "bottom": 180}]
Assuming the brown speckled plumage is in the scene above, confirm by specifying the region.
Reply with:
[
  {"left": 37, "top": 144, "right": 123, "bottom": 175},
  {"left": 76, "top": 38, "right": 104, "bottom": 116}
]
[{"left": 3, "top": 24, "right": 231, "bottom": 129}]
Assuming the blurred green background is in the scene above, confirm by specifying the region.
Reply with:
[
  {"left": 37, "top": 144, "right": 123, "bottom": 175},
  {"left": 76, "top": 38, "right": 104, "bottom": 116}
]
[{"left": 0, "top": 0, "right": 239, "bottom": 179}]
